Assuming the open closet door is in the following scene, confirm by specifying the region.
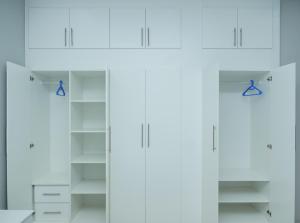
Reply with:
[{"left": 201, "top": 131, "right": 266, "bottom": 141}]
[
  {"left": 202, "top": 66, "right": 219, "bottom": 223},
  {"left": 6, "top": 62, "right": 32, "bottom": 209},
  {"left": 270, "top": 63, "right": 296, "bottom": 223}
]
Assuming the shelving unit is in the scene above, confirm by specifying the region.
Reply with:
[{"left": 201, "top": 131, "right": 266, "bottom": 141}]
[{"left": 70, "top": 70, "right": 108, "bottom": 223}]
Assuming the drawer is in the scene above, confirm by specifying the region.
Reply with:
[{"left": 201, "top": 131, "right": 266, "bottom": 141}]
[
  {"left": 34, "top": 186, "right": 70, "bottom": 203},
  {"left": 35, "top": 203, "right": 70, "bottom": 221}
]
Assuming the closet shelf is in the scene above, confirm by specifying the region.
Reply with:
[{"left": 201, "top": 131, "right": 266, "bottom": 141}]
[
  {"left": 219, "top": 187, "right": 269, "bottom": 203},
  {"left": 219, "top": 169, "right": 270, "bottom": 182},
  {"left": 219, "top": 205, "right": 268, "bottom": 223},
  {"left": 71, "top": 206, "right": 106, "bottom": 223},
  {"left": 71, "top": 129, "right": 106, "bottom": 134},
  {"left": 32, "top": 172, "right": 69, "bottom": 186},
  {"left": 71, "top": 100, "right": 106, "bottom": 103},
  {"left": 72, "top": 154, "right": 106, "bottom": 164},
  {"left": 72, "top": 180, "right": 106, "bottom": 194}
]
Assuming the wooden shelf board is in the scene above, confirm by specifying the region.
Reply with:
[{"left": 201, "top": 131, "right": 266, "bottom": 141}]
[
  {"left": 219, "top": 187, "right": 269, "bottom": 203},
  {"left": 71, "top": 129, "right": 106, "bottom": 134},
  {"left": 219, "top": 168, "right": 270, "bottom": 182},
  {"left": 219, "top": 205, "right": 268, "bottom": 223},
  {"left": 72, "top": 154, "right": 106, "bottom": 164},
  {"left": 71, "top": 206, "right": 105, "bottom": 223},
  {"left": 72, "top": 180, "right": 106, "bottom": 194}
]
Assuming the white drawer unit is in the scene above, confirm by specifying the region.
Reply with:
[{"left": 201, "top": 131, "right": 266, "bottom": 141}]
[
  {"left": 35, "top": 203, "right": 70, "bottom": 221},
  {"left": 34, "top": 186, "right": 70, "bottom": 203}
]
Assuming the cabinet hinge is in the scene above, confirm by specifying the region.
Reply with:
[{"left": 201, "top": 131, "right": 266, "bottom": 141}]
[
  {"left": 30, "top": 75, "right": 35, "bottom": 81},
  {"left": 267, "top": 210, "right": 272, "bottom": 217},
  {"left": 267, "top": 76, "right": 272, "bottom": 82},
  {"left": 267, "top": 144, "right": 272, "bottom": 150}
]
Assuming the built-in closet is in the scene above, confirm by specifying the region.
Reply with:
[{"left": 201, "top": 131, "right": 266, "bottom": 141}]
[
  {"left": 202, "top": 64, "right": 296, "bottom": 223},
  {"left": 7, "top": 62, "right": 109, "bottom": 223}
]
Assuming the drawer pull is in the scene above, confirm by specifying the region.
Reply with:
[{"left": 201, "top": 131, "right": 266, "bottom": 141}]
[
  {"left": 43, "top": 211, "right": 62, "bottom": 215},
  {"left": 43, "top": 193, "right": 61, "bottom": 196}
]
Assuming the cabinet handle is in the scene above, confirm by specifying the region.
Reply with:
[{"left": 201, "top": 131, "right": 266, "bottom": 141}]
[
  {"left": 43, "top": 211, "right": 62, "bottom": 215},
  {"left": 71, "top": 28, "right": 74, "bottom": 47},
  {"left": 234, "top": 28, "right": 237, "bottom": 47},
  {"left": 147, "top": 28, "right": 150, "bottom": 47},
  {"left": 109, "top": 126, "right": 112, "bottom": 153},
  {"left": 141, "top": 28, "right": 144, "bottom": 47},
  {"left": 240, "top": 28, "right": 243, "bottom": 47},
  {"left": 141, "top": 124, "right": 144, "bottom": 148},
  {"left": 147, "top": 124, "right": 150, "bottom": 148},
  {"left": 43, "top": 193, "right": 60, "bottom": 196},
  {"left": 64, "top": 28, "right": 67, "bottom": 47},
  {"left": 212, "top": 125, "right": 216, "bottom": 152}
]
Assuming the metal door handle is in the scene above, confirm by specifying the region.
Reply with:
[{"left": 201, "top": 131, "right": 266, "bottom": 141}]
[
  {"left": 141, "top": 28, "right": 144, "bottom": 47},
  {"left": 109, "top": 126, "right": 112, "bottom": 153},
  {"left": 71, "top": 28, "right": 74, "bottom": 46},
  {"left": 64, "top": 28, "right": 67, "bottom": 47},
  {"left": 147, "top": 124, "right": 150, "bottom": 148},
  {"left": 43, "top": 193, "right": 60, "bottom": 196},
  {"left": 141, "top": 124, "right": 144, "bottom": 148},
  {"left": 240, "top": 28, "right": 243, "bottom": 47},
  {"left": 234, "top": 28, "right": 237, "bottom": 47},
  {"left": 147, "top": 28, "right": 150, "bottom": 47},
  {"left": 213, "top": 125, "right": 216, "bottom": 152}
]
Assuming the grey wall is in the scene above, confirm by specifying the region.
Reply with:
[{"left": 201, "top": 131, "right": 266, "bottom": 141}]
[
  {"left": 0, "top": 0, "right": 25, "bottom": 209},
  {"left": 280, "top": 0, "right": 300, "bottom": 222}
]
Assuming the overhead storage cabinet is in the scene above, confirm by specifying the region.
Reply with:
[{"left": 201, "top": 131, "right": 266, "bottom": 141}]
[{"left": 202, "top": 64, "right": 296, "bottom": 223}]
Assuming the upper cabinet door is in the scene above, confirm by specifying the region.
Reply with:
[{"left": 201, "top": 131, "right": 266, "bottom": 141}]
[
  {"left": 238, "top": 8, "right": 273, "bottom": 49},
  {"left": 145, "top": 8, "right": 181, "bottom": 49},
  {"left": 202, "top": 8, "right": 238, "bottom": 49},
  {"left": 146, "top": 69, "right": 182, "bottom": 223},
  {"left": 7, "top": 62, "right": 32, "bottom": 209},
  {"left": 270, "top": 63, "right": 295, "bottom": 223},
  {"left": 110, "top": 9, "right": 146, "bottom": 48},
  {"left": 29, "top": 8, "right": 69, "bottom": 49},
  {"left": 70, "top": 8, "right": 109, "bottom": 48}
]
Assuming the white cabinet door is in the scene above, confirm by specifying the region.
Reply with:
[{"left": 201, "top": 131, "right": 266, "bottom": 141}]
[
  {"left": 70, "top": 8, "right": 109, "bottom": 48},
  {"left": 270, "top": 64, "right": 295, "bottom": 223},
  {"left": 110, "top": 9, "right": 146, "bottom": 48},
  {"left": 145, "top": 9, "right": 181, "bottom": 49},
  {"left": 29, "top": 8, "right": 69, "bottom": 49},
  {"left": 146, "top": 69, "right": 182, "bottom": 223},
  {"left": 110, "top": 70, "right": 146, "bottom": 223},
  {"left": 7, "top": 62, "right": 32, "bottom": 209},
  {"left": 238, "top": 8, "right": 273, "bottom": 49},
  {"left": 201, "top": 66, "right": 219, "bottom": 223},
  {"left": 202, "top": 8, "right": 238, "bottom": 49}
]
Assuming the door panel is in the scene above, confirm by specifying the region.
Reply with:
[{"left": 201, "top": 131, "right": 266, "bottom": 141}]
[
  {"left": 270, "top": 63, "right": 295, "bottom": 223},
  {"left": 110, "top": 69, "right": 146, "bottom": 223},
  {"left": 70, "top": 8, "right": 109, "bottom": 48},
  {"left": 146, "top": 69, "right": 182, "bottom": 223},
  {"left": 29, "top": 8, "right": 69, "bottom": 49},
  {"left": 6, "top": 62, "right": 32, "bottom": 209},
  {"left": 202, "top": 8, "right": 237, "bottom": 49},
  {"left": 110, "top": 9, "right": 146, "bottom": 48},
  {"left": 201, "top": 66, "right": 219, "bottom": 223},
  {"left": 146, "top": 8, "right": 181, "bottom": 49},
  {"left": 238, "top": 8, "right": 272, "bottom": 49}
]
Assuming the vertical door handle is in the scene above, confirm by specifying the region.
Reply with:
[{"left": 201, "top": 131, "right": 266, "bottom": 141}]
[
  {"left": 147, "top": 28, "right": 150, "bottom": 47},
  {"left": 147, "top": 124, "right": 150, "bottom": 148},
  {"left": 234, "top": 28, "right": 237, "bottom": 47},
  {"left": 71, "top": 28, "right": 74, "bottom": 47},
  {"left": 64, "top": 28, "right": 67, "bottom": 47},
  {"left": 141, "top": 28, "right": 144, "bottom": 47},
  {"left": 109, "top": 126, "right": 112, "bottom": 153},
  {"left": 141, "top": 124, "right": 144, "bottom": 148},
  {"left": 213, "top": 125, "right": 216, "bottom": 152},
  {"left": 240, "top": 28, "right": 243, "bottom": 47}
]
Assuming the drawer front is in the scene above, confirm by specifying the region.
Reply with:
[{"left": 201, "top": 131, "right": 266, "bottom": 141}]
[
  {"left": 35, "top": 186, "right": 70, "bottom": 203},
  {"left": 35, "top": 203, "right": 70, "bottom": 221}
]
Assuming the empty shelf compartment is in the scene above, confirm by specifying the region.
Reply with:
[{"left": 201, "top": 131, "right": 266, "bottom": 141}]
[
  {"left": 72, "top": 180, "right": 106, "bottom": 195},
  {"left": 220, "top": 168, "right": 270, "bottom": 182}
]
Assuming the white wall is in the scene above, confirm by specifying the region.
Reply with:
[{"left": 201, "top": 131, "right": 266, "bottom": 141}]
[
  {"left": 280, "top": 0, "right": 300, "bottom": 222},
  {"left": 0, "top": 0, "right": 25, "bottom": 209}
]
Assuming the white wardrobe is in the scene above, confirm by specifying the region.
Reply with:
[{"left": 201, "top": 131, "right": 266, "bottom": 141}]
[
  {"left": 7, "top": 62, "right": 109, "bottom": 223},
  {"left": 202, "top": 64, "right": 296, "bottom": 223}
]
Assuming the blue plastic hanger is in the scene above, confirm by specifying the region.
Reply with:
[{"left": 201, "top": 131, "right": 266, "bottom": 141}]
[
  {"left": 242, "top": 80, "right": 263, "bottom": 97},
  {"left": 56, "top": 80, "right": 66, "bottom": 96}
]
